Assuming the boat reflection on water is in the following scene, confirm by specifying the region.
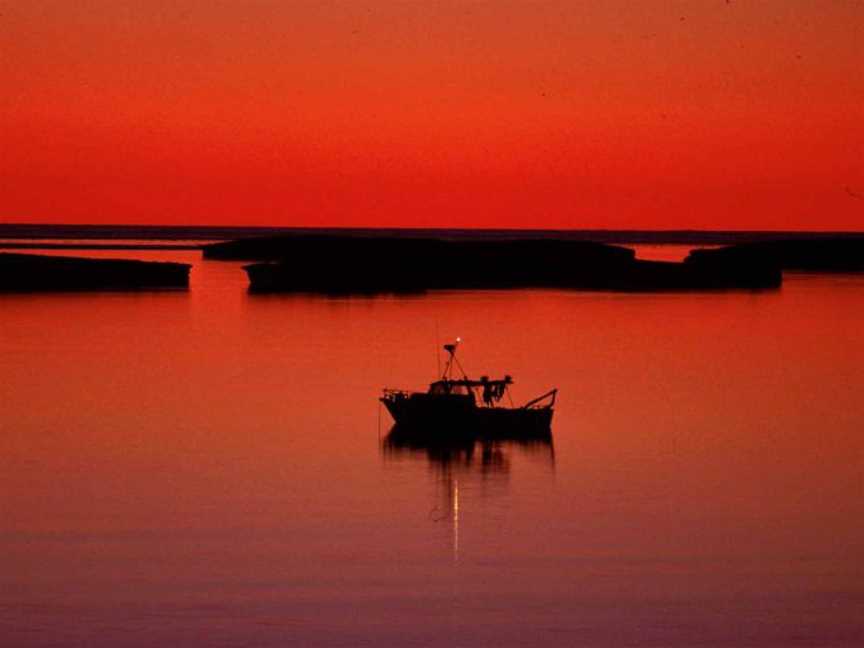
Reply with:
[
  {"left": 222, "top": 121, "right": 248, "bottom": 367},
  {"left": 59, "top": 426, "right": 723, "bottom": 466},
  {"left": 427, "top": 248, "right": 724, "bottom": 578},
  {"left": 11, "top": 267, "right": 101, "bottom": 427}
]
[
  {"left": 381, "top": 423, "right": 554, "bottom": 475},
  {"left": 381, "top": 423, "right": 555, "bottom": 562}
]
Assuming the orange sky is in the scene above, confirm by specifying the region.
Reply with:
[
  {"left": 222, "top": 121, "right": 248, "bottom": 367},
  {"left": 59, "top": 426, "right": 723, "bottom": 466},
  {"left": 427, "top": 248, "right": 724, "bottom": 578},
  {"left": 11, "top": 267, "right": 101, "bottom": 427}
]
[{"left": 1, "top": 1, "right": 862, "bottom": 230}]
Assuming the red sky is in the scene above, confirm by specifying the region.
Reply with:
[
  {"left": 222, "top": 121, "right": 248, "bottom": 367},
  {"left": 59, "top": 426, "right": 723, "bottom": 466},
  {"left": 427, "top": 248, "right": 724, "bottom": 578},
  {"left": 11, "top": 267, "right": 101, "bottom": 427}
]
[{"left": 1, "top": 1, "right": 862, "bottom": 230}]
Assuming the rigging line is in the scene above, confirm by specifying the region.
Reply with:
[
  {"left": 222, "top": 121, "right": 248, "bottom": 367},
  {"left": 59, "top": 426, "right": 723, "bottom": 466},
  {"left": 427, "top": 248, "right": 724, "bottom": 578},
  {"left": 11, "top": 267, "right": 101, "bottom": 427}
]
[
  {"left": 435, "top": 320, "right": 441, "bottom": 378},
  {"left": 454, "top": 356, "right": 469, "bottom": 381}
]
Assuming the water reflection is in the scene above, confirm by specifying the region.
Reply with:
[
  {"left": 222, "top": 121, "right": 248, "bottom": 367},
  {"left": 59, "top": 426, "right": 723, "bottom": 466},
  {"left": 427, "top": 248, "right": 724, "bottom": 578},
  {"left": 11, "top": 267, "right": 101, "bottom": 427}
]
[
  {"left": 381, "top": 424, "right": 555, "bottom": 476},
  {"left": 381, "top": 425, "right": 555, "bottom": 562}
]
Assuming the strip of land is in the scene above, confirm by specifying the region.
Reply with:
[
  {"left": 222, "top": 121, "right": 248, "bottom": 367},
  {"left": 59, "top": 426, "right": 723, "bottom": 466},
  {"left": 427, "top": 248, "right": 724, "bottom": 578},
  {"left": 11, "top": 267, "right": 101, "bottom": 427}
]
[
  {"left": 0, "top": 243, "right": 202, "bottom": 250},
  {"left": 208, "top": 235, "right": 782, "bottom": 293},
  {"left": 0, "top": 253, "right": 190, "bottom": 291},
  {"left": 3, "top": 226, "right": 862, "bottom": 294}
]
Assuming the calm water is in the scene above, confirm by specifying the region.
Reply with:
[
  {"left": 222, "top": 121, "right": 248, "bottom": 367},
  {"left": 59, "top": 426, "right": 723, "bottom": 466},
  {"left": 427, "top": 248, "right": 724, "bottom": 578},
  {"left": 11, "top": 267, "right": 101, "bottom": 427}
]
[{"left": 1, "top": 247, "right": 863, "bottom": 647}]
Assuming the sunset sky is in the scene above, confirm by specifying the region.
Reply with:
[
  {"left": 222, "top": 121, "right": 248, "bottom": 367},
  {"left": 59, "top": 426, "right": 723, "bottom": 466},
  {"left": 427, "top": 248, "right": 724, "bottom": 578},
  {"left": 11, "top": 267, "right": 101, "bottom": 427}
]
[{"left": 2, "top": 1, "right": 862, "bottom": 230}]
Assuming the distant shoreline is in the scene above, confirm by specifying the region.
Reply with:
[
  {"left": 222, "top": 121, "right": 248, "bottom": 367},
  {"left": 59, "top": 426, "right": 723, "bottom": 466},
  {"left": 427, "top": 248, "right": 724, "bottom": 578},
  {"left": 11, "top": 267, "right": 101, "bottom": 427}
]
[
  {"left": 0, "top": 242, "right": 202, "bottom": 250},
  {"left": 2, "top": 223, "right": 864, "bottom": 246}
]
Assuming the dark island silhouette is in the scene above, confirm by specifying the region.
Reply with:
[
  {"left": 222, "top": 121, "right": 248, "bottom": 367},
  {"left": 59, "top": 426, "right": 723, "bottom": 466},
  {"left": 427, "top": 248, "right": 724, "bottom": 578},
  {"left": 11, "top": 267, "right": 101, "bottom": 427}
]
[
  {"left": 0, "top": 253, "right": 190, "bottom": 291},
  {"left": 9, "top": 230, "right": 861, "bottom": 294},
  {"left": 202, "top": 234, "right": 782, "bottom": 293},
  {"left": 686, "top": 238, "right": 864, "bottom": 272}
]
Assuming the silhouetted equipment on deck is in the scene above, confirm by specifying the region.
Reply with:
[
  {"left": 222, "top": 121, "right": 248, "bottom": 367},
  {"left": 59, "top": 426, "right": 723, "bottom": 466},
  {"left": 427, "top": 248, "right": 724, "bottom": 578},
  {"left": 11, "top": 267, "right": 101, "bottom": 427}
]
[
  {"left": 208, "top": 233, "right": 782, "bottom": 293},
  {"left": 380, "top": 340, "right": 557, "bottom": 438},
  {"left": 0, "top": 253, "right": 190, "bottom": 291}
]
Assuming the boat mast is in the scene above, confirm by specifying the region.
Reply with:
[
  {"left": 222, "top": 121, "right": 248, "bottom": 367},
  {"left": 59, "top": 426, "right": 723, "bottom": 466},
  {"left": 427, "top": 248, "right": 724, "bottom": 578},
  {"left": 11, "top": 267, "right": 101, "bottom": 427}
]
[{"left": 442, "top": 338, "right": 469, "bottom": 381}]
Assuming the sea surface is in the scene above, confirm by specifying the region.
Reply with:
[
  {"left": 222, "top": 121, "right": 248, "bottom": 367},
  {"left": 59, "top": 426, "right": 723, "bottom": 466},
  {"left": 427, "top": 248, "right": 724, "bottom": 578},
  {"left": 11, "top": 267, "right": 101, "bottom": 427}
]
[{"left": 1, "top": 245, "right": 863, "bottom": 647}]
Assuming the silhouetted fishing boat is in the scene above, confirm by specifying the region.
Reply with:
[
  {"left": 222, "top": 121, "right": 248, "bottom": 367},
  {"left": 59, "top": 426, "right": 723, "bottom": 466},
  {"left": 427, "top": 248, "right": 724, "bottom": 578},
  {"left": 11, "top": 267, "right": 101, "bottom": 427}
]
[{"left": 380, "top": 339, "right": 557, "bottom": 436}]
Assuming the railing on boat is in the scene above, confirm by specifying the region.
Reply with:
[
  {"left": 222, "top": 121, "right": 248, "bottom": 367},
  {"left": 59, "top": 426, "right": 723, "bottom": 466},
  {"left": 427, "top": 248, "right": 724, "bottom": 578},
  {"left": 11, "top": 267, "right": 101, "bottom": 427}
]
[
  {"left": 522, "top": 389, "right": 557, "bottom": 410},
  {"left": 382, "top": 389, "right": 410, "bottom": 399}
]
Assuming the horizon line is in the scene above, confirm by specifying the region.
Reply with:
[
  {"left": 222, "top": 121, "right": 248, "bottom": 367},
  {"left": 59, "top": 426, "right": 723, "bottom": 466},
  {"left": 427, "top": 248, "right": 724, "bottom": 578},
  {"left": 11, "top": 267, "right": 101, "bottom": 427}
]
[{"left": 3, "top": 223, "right": 864, "bottom": 234}]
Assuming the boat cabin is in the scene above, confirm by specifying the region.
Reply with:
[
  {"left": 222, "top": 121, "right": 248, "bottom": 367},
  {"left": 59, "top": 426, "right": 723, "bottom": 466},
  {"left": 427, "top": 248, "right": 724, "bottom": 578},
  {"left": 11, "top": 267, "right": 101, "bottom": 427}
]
[{"left": 428, "top": 376, "right": 514, "bottom": 407}]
